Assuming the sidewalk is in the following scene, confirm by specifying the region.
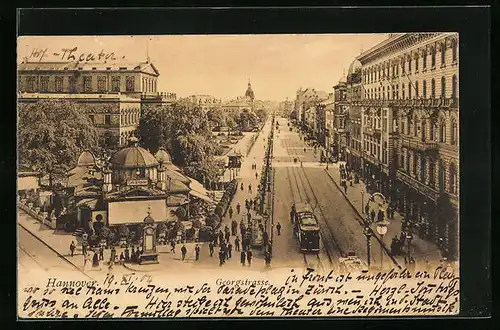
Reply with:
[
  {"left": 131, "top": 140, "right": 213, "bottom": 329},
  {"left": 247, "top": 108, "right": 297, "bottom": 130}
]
[{"left": 323, "top": 161, "right": 443, "bottom": 268}]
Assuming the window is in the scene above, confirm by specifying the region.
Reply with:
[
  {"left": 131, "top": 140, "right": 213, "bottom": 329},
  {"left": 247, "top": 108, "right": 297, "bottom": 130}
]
[
  {"left": 89, "top": 115, "right": 95, "bottom": 124},
  {"left": 409, "top": 82, "right": 412, "bottom": 99},
  {"left": 401, "top": 154, "right": 405, "bottom": 169},
  {"left": 431, "top": 79, "right": 436, "bottom": 98},
  {"left": 396, "top": 84, "right": 399, "bottom": 99},
  {"left": 429, "top": 161, "right": 435, "bottom": 187},
  {"left": 415, "top": 81, "right": 419, "bottom": 98},
  {"left": 421, "top": 119, "right": 426, "bottom": 141},
  {"left": 423, "top": 80, "right": 427, "bottom": 99},
  {"left": 69, "top": 76, "right": 77, "bottom": 93},
  {"left": 423, "top": 51, "right": 427, "bottom": 69},
  {"left": 413, "top": 117, "right": 418, "bottom": 137},
  {"left": 430, "top": 121, "right": 435, "bottom": 141},
  {"left": 126, "top": 76, "right": 135, "bottom": 92},
  {"left": 431, "top": 47, "right": 436, "bottom": 67},
  {"left": 402, "top": 84, "right": 405, "bottom": 99},
  {"left": 441, "top": 42, "right": 446, "bottom": 66},
  {"left": 452, "top": 39, "right": 457, "bottom": 62},
  {"left": 415, "top": 54, "right": 419, "bottom": 71},
  {"left": 40, "top": 76, "right": 49, "bottom": 92},
  {"left": 449, "top": 163, "right": 457, "bottom": 194},
  {"left": 438, "top": 164, "right": 445, "bottom": 191},
  {"left": 412, "top": 152, "right": 417, "bottom": 175},
  {"left": 408, "top": 57, "right": 412, "bottom": 72},
  {"left": 401, "top": 120, "right": 405, "bottom": 135},
  {"left": 420, "top": 157, "right": 426, "bottom": 183},
  {"left": 402, "top": 58, "right": 405, "bottom": 74},
  {"left": 84, "top": 76, "right": 92, "bottom": 92},
  {"left": 441, "top": 76, "right": 446, "bottom": 98},
  {"left": 105, "top": 115, "right": 111, "bottom": 125},
  {"left": 452, "top": 75, "right": 457, "bottom": 99},
  {"left": 439, "top": 120, "right": 446, "bottom": 143},
  {"left": 97, "top": 76, "right": 106, "bottom": 92},
  {"left": 26, "top": 76, "right": 35, "bottom": 92},
  {"left": 382, "top": 86, "right": 385, "bottom": 99},
  {"left": 451, "top": 118, "right": 457, "bottom": 145},
  {"left": 55, "top": 76, "right": 63, "bottom": 92},
  {"left": 112, "top": 76, "right": 120, "bottom": 92}
]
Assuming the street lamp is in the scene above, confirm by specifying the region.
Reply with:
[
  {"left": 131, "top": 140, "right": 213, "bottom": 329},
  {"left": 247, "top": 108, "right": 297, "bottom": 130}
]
[
  {"left": 376, "top": 219, "right": 390, "bottom": 270},
  {"left": 361, "top": 190, "right": 365, "bottom": 216},
  {"left": 363, "top": 226, "right": 372, "bottom": 268}
]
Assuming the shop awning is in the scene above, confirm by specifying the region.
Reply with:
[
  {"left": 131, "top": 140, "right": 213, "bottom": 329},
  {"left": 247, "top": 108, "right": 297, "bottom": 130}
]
[
  {"left": 188, "top": 177, "right": 209, "bottom": 196},
  {"left": 189, "top": 190, "right": 214, "bottom": 204}
]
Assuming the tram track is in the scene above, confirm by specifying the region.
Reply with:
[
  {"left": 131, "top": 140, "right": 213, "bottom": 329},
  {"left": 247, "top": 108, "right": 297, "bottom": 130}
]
[{"left": 282, "top": 133, "right": 334, "bottom": 269}]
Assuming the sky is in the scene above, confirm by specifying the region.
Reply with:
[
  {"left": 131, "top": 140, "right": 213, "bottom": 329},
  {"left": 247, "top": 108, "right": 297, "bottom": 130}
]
[{"left": 17, "top": 34, "right": 388, "bottom": 101}]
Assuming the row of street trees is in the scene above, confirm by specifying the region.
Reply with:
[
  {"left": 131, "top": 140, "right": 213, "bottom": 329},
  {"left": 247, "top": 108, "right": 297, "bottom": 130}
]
[{"left": 206, "top": 106, "right": 268, "bottom": 131}]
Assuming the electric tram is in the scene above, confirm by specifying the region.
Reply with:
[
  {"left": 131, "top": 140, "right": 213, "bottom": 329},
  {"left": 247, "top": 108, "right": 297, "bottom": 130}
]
[{"left": 292, "top": 202, "right": 320, "bottom": 253}]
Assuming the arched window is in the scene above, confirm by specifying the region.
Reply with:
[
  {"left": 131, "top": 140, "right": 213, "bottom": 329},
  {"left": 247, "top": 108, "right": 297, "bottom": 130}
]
[
  {"left": 452, "top": 75, "right": 457, "bottom": 99},
  {"left": 441, "top": 76, "right": 446, "bottom": 98},
  {"left": 423, "top": 51, "right": 427, "bottom": 69},
  {"left": 408, "top": 56, "right": 412, "bottom": 72},
  {"left": 421, "top": 119, "right": 426, "bottom": 141},
  {"left": 439, "top": 120, "right": 446, "bottom": 143},
  {"left": 431, "top": 79, "right": 436, "bottom": 98},
  {"left": 415, "top": 81, "right": 419, "bottom": 98},
  {"left": 431, "top": 46, "right": 436, "bottom": 67},
  {"left": 451, "top": 118, "right": 458, "bottom": 145},
  {"left": 441, "top": 42, "right": 446, "bottom": 66},
  {"left": 449, "top": 163, "right": 457, "bottom": 194},
  {"left": 423, "top": 80, "right": 427, "bottom": 98},
  {"left": 452, "top": 39, "right": 457, "bottom": 62}
]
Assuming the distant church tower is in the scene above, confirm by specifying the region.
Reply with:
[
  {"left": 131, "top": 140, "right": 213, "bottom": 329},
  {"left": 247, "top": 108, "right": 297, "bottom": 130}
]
[{"left": 245, "top": 80, "right": 255, "bottom": 103}]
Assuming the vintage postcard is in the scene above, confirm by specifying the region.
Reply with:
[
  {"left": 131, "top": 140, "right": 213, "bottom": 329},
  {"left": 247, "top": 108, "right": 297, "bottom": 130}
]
[{"left": 17, "top": 33, "right": 460, "bottom": 318}]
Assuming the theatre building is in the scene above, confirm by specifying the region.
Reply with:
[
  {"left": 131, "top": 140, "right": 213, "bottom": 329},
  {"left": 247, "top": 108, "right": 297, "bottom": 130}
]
[
  {"left": 357, "top": 33, "right": 459, "bottom": 260},
  {"left": 17, "top": 60, "right": 176, "bottom": 146}
]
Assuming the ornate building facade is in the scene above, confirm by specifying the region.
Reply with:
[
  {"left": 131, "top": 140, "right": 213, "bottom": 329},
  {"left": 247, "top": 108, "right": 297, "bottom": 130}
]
[
  {"left": 17, "top": 60, "right": 177, "bottom": 145},
  {"left": 344, "top": 59, "right": 364, "bottom": 171},
  {"left": 355, "top": 33, "right": 459, "bottom": 259}
]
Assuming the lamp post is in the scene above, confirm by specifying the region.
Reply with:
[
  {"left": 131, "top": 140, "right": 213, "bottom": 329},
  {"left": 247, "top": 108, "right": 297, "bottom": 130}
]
[
  {"left": 376, "top": 219, "right": 390, "bottom": 270},
  {"left": 363, "top": 226, "right": 372, "bottom": 268},
  {"left": 361, "top": 190, "right": 365, "bottom": 216}
]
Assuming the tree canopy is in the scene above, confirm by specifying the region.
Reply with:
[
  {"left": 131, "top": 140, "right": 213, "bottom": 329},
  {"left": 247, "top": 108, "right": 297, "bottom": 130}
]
[
  {"left": 18, "top": 100, "right": 100, "bottom": 187},
  {"left": 137, "top": 100, "right": 224, "bottom": 183}
]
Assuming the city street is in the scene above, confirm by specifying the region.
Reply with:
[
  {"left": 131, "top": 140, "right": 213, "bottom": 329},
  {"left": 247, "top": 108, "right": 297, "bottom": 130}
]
[
  {"left": 18, "top": 224, "right": 90, "bottom": 281},
  {"left": 272, "top": 117, "right": 395, "bottom": 270}
]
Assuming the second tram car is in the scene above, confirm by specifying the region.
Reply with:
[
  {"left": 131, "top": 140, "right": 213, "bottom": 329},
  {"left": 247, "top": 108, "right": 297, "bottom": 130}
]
[{"left": 292, "top": 202, "right": 320, "bottom": 253}]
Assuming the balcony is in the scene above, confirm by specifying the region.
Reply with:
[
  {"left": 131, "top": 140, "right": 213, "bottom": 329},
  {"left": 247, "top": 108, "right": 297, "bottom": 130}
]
[
  {"left": 363, "top": 126, "right": 381, "bottom": 137},
  {"left": 401, "top": 136, "right": 438, "bottom": 152},
  {"left": 396, "top": 169, "right": 439, "bottom": 201}
]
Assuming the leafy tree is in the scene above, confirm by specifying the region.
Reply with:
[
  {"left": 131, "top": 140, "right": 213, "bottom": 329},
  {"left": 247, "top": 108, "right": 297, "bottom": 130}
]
[
  {"left": 118, "top": 225, "right": 130, "bottom": 239},
  {"left": 255, "top": 108, "right": 268, "bottom": 123},
  {"left": 18, "top": 100, "right": 100, "bottom": 188},
  {"left": 206, "top": 107, "right": 226, "bottom": 128},
  {"left": 137, "top": 101, "right": 225, "bottom": 183}
]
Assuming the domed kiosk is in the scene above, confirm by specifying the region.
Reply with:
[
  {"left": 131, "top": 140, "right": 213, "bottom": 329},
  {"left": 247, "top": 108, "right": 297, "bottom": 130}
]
[
  {"left": 110, "top": 136, "right": 159, "bottom": 185},
  {"left": 77, "top": 150, "right": 96, "bottom": 167},
  {"left": 155, "top": 147, "right": 180, "bottom": 172}
]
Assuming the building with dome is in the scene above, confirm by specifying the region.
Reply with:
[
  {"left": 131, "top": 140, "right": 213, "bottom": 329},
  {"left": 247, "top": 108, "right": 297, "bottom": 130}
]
[{"left": 62, "top": 136, "right": 213, "bottom": 234}]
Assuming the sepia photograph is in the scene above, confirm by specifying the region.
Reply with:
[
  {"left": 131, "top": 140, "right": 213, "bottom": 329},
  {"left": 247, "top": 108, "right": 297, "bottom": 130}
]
[{"left": 16, "top": 30, "right": 464, "bottom": 318}]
